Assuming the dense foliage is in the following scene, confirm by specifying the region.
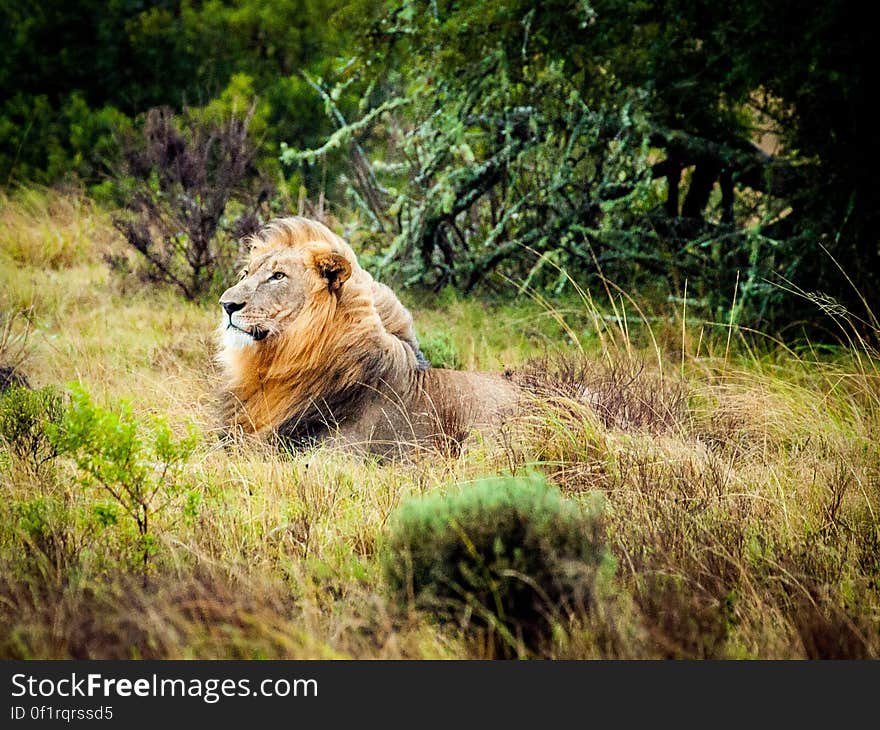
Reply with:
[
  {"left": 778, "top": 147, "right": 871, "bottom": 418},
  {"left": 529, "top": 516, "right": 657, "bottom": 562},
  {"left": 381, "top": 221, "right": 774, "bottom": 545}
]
[
  {"left": 0, "top": 0, "right": 354, "bottom": 185},
  {"left": 1, "top": 0, "right": 874, "bottom": 332},
  {"left": 289, "top": 0, "right": 875, "bottom": 330},
  {"left": 0, "top": 385, "right": 63, "bottom": 478}
]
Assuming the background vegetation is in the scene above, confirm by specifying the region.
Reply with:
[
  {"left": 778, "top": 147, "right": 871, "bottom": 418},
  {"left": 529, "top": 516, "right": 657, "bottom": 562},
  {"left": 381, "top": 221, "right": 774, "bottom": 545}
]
[
  {"left": 3, "top": 0, "right": 875, "bottom": 330},
  {"left": 0, "top": 1, "right": 877, "bottom": 658}
]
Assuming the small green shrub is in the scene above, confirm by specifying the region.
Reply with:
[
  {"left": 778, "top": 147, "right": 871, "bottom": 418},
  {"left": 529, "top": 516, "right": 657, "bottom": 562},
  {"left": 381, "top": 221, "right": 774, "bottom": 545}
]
[
  {"left": 47, "top": 384, "right": 198, "bottom": 581},
  {"left": 0, "top": 385, "right": 64, "bottom": 478},
  {"left": 10, "top": 495, "right": 76, "bottom": 576},
  {"left": 382, "top": 474, "right": 606, "bottom": 656}
]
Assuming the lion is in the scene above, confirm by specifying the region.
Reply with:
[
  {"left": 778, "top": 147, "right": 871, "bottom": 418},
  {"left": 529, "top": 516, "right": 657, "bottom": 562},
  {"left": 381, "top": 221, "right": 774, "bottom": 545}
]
[{"left": 217, "top": 217, "right": 520, "bottom": 456}]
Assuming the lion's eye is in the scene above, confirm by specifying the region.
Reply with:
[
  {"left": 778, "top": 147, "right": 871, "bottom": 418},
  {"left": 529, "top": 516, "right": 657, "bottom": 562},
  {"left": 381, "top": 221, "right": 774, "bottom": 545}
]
[
  {"left": 238, "top": 269, "right": 248, "bottom": 281},
  {"left": 270, "top": 271, "right": 286, "bottom": 281}
]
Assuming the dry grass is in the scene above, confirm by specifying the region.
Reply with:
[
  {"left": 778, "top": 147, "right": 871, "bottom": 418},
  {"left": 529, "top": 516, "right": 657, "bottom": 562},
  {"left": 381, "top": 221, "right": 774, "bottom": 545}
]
[
  {"left": 0, "top": 189, "right": 878, "bottom": 658},
  {"left": 0, "top": 186, "right": 120, "bottom": 270}
]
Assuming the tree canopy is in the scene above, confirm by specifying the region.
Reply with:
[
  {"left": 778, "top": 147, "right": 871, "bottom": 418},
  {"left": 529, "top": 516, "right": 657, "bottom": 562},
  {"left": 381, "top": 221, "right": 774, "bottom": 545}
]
[
  {"left": 2, "top": 0, "right": 874, "bottom": 333},
  {"left": 0, "top": 0, "right": 352, "bottom": 182}
]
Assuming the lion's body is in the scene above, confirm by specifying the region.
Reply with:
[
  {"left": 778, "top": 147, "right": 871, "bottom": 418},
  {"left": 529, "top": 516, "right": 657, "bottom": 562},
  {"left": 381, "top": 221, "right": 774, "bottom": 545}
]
[
  {"left": 310, "top": 368, "right": 518, "bottom": 456},
  {"left": 217, "top": 217, "right": 519, "bottom": 455}
]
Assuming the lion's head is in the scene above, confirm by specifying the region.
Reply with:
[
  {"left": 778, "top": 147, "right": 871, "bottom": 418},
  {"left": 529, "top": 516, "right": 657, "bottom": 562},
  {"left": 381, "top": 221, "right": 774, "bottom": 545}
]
[
  {"left": 217, "top": 217, "right": 426, "bottom": 438},
  {"left": 219, "top": 231, "right": 353, "bottom": 348},
  {"left": 220, "top": 217, "right": 423, "bottom": 355}
]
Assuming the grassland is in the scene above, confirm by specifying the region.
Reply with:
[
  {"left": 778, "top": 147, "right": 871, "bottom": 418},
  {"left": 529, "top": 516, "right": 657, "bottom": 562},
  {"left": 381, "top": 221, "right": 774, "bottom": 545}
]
[{"left": 1, "top": 187, "right": 878, "bottom": 659}]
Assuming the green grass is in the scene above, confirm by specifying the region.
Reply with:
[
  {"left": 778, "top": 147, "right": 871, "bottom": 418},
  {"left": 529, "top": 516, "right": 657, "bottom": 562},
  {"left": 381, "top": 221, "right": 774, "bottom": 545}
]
[{"left": 0, "top": 188, "right": 878, "bottom": 659}]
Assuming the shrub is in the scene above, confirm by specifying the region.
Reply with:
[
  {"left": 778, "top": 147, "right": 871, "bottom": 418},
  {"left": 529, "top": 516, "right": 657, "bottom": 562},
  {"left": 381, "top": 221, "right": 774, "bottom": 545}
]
[
  {"left": 0, "top": 385, "right": 64, "bottom": 478},
  {"left": 111, "top": 105, "right": 272, "bottom": 300},
  {"left": 382, "top": 474, "right": 605, "bottom": 656},
  {"left": 47, "top": 384, "right": 198, "bottom": 581},
  {"left": 8, "top": 494, "right": 85, "bottom": 582}
]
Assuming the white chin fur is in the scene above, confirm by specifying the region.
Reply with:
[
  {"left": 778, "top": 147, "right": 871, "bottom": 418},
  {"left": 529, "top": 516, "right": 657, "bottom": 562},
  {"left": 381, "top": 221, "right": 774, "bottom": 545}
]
[{"left": 222, "top": 327, "right": 256, "bottom": 350}]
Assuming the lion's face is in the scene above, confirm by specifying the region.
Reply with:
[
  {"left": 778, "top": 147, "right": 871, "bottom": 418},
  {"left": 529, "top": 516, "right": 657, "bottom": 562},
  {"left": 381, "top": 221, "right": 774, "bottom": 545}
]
[{"left": 219, "top": 243, "right": 352, "bottom": 349}]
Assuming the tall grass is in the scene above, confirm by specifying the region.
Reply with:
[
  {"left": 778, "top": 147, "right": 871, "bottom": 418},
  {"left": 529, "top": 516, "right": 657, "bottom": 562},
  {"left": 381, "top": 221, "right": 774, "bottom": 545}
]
[
  {"left": 0, "top": 189, "right": 877, "bottom": 658},
  {"left": 0, "top": 186, "right": 118, "bottom": 269}
]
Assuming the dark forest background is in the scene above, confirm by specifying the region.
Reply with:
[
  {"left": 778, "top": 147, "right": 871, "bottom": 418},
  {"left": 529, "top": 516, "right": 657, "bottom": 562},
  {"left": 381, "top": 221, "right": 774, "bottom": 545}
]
[{"left": 2, "top": 0, "right": 875, "bottom": 335}]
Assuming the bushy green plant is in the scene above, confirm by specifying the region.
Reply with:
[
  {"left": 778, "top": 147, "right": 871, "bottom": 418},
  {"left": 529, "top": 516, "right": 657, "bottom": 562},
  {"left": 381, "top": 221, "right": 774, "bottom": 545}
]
[
  {"left": 9, "top": 495, "right": 79, "bottom": 578},
  {"left": 382, "top": 474, "right": 606, "bottom": 656},
  {"left": 0, "top": 385, "right": 64, "bottom": 478},
  {"left": 47, "top": 384, "right": 198, "bottom": 581},
  {"left": 285, "top": 51, "right": 655, "bottom": 296},
  {"left": 1, "top": 1, "right": 352, "bottom": 188}
]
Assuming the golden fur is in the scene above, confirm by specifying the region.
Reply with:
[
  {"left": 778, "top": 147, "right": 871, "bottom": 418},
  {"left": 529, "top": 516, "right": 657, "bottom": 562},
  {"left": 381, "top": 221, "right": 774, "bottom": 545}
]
[{"left": 217, "top": 217, "right": 518, "bottom": 455}]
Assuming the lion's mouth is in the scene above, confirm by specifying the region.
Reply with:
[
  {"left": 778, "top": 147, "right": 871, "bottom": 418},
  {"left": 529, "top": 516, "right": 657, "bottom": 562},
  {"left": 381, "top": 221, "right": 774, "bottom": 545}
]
[{"left": 227, "top": 321, "right": 269, "bottom": 341}]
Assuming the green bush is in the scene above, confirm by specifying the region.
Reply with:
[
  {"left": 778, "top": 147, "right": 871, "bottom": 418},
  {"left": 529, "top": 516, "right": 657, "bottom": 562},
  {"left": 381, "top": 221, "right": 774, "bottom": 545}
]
[
  {"left": 47, "top": 384, "right": 198, "bottom": 580},
  {"left": 9, "top": 495, "right": 76, "bottom": 575},
  {"left": 382, "top": 474, "right": 605, "bottom": 656},
  {"left": 0, "top": 385, "right": 64, "bottom": 478},
  {"left": 289, "top": 1, "right": 878, "bottom": 333}
]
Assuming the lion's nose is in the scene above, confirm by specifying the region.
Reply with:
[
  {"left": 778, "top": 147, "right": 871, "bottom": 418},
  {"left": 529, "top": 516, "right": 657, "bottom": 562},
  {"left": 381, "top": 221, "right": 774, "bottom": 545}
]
[{"left": 221, "top": 300, "right": 245, "bottom": 316}]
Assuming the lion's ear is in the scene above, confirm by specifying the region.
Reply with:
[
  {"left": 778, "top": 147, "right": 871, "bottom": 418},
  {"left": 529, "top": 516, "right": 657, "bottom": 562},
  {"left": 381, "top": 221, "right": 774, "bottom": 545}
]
[{"left": 313, "top": 252, "right": 352, "bottom": 292}]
